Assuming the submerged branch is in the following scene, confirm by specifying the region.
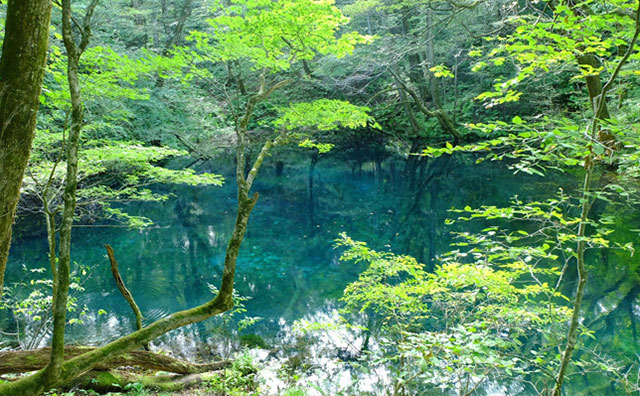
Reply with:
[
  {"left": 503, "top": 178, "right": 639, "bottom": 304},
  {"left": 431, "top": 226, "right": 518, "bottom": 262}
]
[{"left": 105, "top": 244, "right": 147, "bottom": 350}]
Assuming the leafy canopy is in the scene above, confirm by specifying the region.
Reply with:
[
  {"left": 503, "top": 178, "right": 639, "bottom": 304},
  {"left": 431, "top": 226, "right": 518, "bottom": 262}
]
[
  {"left": 189, "top": 0, "right": 373, "bottom": 71},
  {"left": 472, "top": 0, "right": 640, "bottom": 107}
]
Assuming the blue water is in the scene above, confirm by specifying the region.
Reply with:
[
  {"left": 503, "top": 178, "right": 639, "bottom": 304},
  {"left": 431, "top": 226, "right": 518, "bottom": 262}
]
[{"left": 3, "top": 150, "right": 638, "bottom": 394}]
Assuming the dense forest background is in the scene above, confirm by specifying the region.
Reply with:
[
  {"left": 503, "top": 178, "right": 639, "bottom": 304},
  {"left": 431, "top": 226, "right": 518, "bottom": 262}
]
[{"left": 0, "top": 0, "right": 640, "bottom": 395}]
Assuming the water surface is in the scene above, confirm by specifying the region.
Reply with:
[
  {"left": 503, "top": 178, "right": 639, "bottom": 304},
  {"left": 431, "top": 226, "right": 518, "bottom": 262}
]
[{"left": 4, "top": 150, "right": 638, "bottom": 394}]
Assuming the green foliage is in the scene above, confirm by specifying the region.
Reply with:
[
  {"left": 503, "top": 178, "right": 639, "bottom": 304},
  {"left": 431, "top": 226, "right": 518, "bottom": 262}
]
[
  {"left": 25, "top": 131, "right": 223, "bottom": 228},
  {"left": 474, "top": 0, "right": 639, "bottom": 108},
  {"left": 191, "top": 0, "right": 372, "bottom": 71},
  {"left": 274, "top": 100, "right": 376, "bottom": 131},
  {"left": 43, "top": 44, "right": 152, "bottom": 110},
  {"left": 172, "top": 0, "right": 376, "bottom": 142},
  {"left": 0, "top": 264, "right": 96, "bottom": 350},
  {"left": 274, "top": 99, "right": 378, "bottom": 152},
  {"left": 282, "top": 387, "right": 307, "bottom": 396},
  {"left": 27, "top": 11, "right": 227, "bottom": 229},
  {"left": 40, "top": 35, "right": 158, "bottom": 142},
  {"left": 423, "top": 113, "right": 640, "bottom": 181},
  {"left": 122, "top": 382, "right": 150, "bottom": 396},
  {"left": 336, "top": 226, "right": 573, "bottom": 394},
  {"left": 429, "top": 64, "right": 454, "bottom": 79},
  {"left": 205, "top": 352, "right": 258, "bottom": 396}
]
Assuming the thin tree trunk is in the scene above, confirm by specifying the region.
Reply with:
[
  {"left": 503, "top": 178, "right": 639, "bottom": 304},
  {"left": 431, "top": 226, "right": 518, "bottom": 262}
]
[
  {"left": 395, "top": 79, "right": 421, "bottom": 137},
  {"left": 131, "top": 0, "right": 145, "bottom": 26},
  {"left": 552, "top": 156, "right": 593, "bottom": 396},
  {"left": 552, "top": 6, "right": 640, "bottom": 393},
  {"left": 0, "top": 0, "right": 52, "bottom": 300},
  {"left": 46, "top": 210, "right": 58, "bottom": 304},
  {"left": 576, "top": 54, "right": 610, "bottom": 119},
  {"left": 400, "top": 10, "right": 430, "bottom": 102},
  {"left": 453, "top": 54, "right": 460, "bottom": 124},
  {"left": 46, "top": 0, "right": 100, "bottom": 384},
  {"left": 425, "top": 8, "right": 443, "bottom": 109},
  {"left": 155, "top": 0, "right": 194, "bottom": 87}
]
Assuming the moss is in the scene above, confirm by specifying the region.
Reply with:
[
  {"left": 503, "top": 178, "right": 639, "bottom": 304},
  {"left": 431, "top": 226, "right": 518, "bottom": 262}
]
[
  {"left": 200, "top": 372, "right": 217, "bottom": 382},
  {"left": 72, "top": 371, "right": 127, "bottom": 393},
  {"left": 238, "top": 334, "right": 268, "bottom": 349},
  {"left": 139, "top": 376, "right": 185, "bottom": 392},
  {"left": 25, "top": 355, "right": 41, "bottom": 364}
]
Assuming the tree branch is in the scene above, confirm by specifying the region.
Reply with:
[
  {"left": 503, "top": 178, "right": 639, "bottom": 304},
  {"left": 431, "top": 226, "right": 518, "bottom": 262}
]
[
  {"left": 389, "top": 69, "right": 462, "bottom": 141},
  {"left": 105, "top": 244, "right": 147, "bottom": 349}
]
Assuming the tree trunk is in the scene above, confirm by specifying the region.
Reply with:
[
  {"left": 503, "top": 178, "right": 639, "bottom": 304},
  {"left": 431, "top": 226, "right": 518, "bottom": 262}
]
[
  {"left": 131, "top": 0, "right": 145, "bottom": 26},
  {"left": 425, "top": 8, "right": 443, "bottom": 109},
  {"left": 45, "top": 0, "right": 98, "bottom": 385},
  {"left": 576, "top": 54, "right": 610, "bottom": 120},
  {"left": 165, "top": 0, "right": 193, "bottom": 50},
  {"left": 390, "top": 69, "right": 463, "bottom": 142},
  {"left": 0, "top": 0, "right": 52, "bottom": 300},
  {"left": 400, "top": 9, "right": 430, "bottom": 102},
  {"left": 155, "top": 0, "right": 194, "bottom": 87}
]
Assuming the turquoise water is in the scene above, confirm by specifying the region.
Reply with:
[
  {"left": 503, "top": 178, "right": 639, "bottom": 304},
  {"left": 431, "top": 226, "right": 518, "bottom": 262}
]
[{"left": 3, "top": 150, "right": 639, "bottom": 394}]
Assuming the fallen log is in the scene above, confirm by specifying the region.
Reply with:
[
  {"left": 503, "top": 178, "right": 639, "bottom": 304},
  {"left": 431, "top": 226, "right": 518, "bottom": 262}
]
[
  {"left": 71, "top": 369, "right": 221, "bottom": 393},
  {"left": 0, "top": 346, "right": 229, "bottom": 375}
]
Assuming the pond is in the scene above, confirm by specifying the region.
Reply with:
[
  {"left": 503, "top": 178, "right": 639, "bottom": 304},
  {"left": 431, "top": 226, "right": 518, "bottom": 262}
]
[{"left": 4, "top": 149, "right": 639, "bottom": 395}]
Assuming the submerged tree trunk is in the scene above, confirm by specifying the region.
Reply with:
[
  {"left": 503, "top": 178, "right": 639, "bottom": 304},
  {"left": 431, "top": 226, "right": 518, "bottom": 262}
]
[
  {"left": 0, "top": 0, "right": 52, "bottom": 299},
  {"left": 105, "top": 245, "right": 146, "bottom": 339},
  {"left": 308, "top": 154, "right": 317, "bottom": 227}
]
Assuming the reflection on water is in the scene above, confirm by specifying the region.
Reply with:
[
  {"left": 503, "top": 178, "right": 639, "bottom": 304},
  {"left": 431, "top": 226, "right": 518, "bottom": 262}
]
[{"left": 4, "top": 150, "right": 640, "bottom": 395}]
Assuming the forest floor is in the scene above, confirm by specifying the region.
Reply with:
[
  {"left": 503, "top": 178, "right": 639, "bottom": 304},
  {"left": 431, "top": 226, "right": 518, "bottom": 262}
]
[{"left": 52, "top": 387, "right": 229, "bottom": 396}]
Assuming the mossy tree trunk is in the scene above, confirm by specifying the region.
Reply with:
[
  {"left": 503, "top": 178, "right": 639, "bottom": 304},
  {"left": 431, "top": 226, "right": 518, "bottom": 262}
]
[
  {"left": 0, "top": 0, "right": 52, "bottom": 300},
  {"left": 45, "top": 0, "right": 99, "bottom": 386}
]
